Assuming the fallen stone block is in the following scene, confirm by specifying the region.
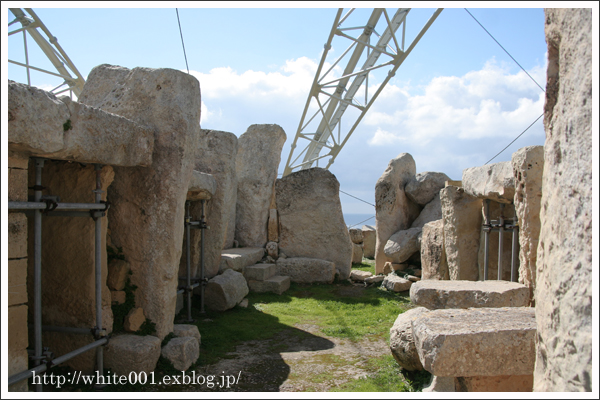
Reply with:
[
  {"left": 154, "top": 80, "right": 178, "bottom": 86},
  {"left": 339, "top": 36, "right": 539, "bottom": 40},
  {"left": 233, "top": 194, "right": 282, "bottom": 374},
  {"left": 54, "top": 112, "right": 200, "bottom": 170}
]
[
  {"left": 248, "top": 275, "right": 290, "bottom": 295},
  {"left": 187, "top": 170, "right": 217, "bottom": 201},
  {"left": 350, "top": 270, "right": 372, "bottom": 282},
  {"left": 383, "top": 275, "right": 413, "bottom": 292},
  {"left": 161, "top": 336, "right": 199, "bottom": 371},
  {"left": 107, "top": 259, "right": 130, "bottom": 291},
  {"left": 105, "top": 334, "right": 161, "bottom": 375},
  {"left": 410, "top": 280, "right": 530, "bottom": 310},
  {"left": 244, "top": 264, "right": 276, "bottom": 281},
  {"left": 410, "top": 193, "right": 443, "bottom": 229},
  {"left": 463, "top": 161, "right": 515, "bottom": 204},
  {"left": 276, "top": 257, "right": 336, "bottom": 284},
  {"left": 124, "top": 307, "right": 146, "bottom": 333},
  {"left": 218, "top": 248, "right": 265, "bottom": 273},
  {"left": 173, "top": 324, "right": 201, "bottom": 344},
  {"left": 204, "top": 269, "right": 249, "bottom": 312},
  {"left": 384, "top": 227, "right": 422, "bottom": 264},
  {"left": 405, "top": 171, "right": 450, "bottom": 206},
  {"left": 389, "top": 307, "right": 430, "bottom": 371},
  {"left": 365, "top": 275, "right": 385, "bottom": 285},
  {"left": 412, "top": 307, "right": 536, "bottom": 377}
]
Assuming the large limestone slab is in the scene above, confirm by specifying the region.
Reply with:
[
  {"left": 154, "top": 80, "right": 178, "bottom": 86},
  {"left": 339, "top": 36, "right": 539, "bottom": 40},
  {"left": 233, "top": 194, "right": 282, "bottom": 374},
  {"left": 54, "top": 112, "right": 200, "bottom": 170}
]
[
  {"left": 161, "top": 336, "right": 199, "bottom": 371},
  {"left": 204, "top": 269, "right": 249, "bottom": 312},
  {"left": 440, "top": 186, "right": 482, "bottom": 281},
  {"left": 410, "top": 193, "right": 442, "bottom": 229},
  {"left": 275, "top": 168, "right": 352, "bottom": 280},
  {"left": 420, "top": 220, "right": 449, "bottom": 280},
  {"left": 244, "top": 264, "right": 277, "bottom": 281},
  {"left": 361, "top": 225, "right": 376, "bottom": 259},
  {"left": 235, "top": 124, "right": 287, "bottom": 248},
  {"left": 384, "top": 227, "right": 422, "bottom": 264},
  {"left": 462, "top": 161, "right": 515, "bottom": 204},
  {"left": 218, "top": 248, "right": 265, "bottom": 273},
  {"left": 383, "top": 274, "right": 413, "bottom": 292},
  {"left": 248, "top": 275, "right": 290, "bottom": 295},
  {"left": 512, "top": 145, "right": 543, "bottom": 304},
  {"left": 409, "top": 280, "right": 530, "bottom": 310},
  {"left": 187, "top": 170, "right": 217, "bottom": 201},
  {"left": 535, "top": 9, "right": 592, "bottom": 392},
  {"left": 389, "top": 307, "right": 429, "bottom": 371},
  {"left": 412, "top": 307, "right": 536, "bottom": 377},
  {"left": 405, "top": 171, "right": 449, "bottom": 206},
  {"left": 276, "top": 257, "right": 336, "bottom": 284},
  {"left": 79, "top": 64, "right": 201, "bottom": 339},
  {"left": 105, "top": 334, "right": 161, "bottom": 375},
  {"left": 173, "top": 324, "right": 201, "bottom": 344},
  {"left": 375, "top": 153, "right": 421, "bottom": 274}
]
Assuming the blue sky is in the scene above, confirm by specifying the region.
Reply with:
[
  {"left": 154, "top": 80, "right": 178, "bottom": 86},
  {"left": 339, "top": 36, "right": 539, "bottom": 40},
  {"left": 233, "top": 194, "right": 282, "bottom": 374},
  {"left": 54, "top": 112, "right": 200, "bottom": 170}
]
[{"left": 6, "top": 4, "right": 555, "bottom": 216}]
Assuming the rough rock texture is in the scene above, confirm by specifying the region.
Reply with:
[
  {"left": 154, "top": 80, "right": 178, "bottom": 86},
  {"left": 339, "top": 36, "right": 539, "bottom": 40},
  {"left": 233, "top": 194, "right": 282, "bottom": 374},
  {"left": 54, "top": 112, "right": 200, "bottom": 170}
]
[
  {"left": 348, "top": 228, "right": 364, "bottom": 244},
  {"left": 383, "top": 275, "right": 413, "bottom": 292},
  {"left": 365, "top": 275, "right": 385, "bottom": 285},
  {"left": 410, "top": 193, "right": 443, "bottom": 229},
  {"left": 187, "top": 170, "right": 217, "bottom": 201},
  {"left": 173, "top": 324, "right": 201, "bottom": 343},
  {"left": 413, "top": 307, "right": 536, "bottom": 377},
  {"left": 409, "top": 280, "right": 530, "bottom": 310},
  {"left": 275, "top": 168, "right": 352, "bottom": 279},
  {"left": 266, "top": 241, "right": 279, "bottom": 259},
  {"left": 161, "top": 336, "right": 199, "bottom": 371},
  {"left": 8, "top": 305, "right": 28, "bottom": 392},
  {"left": 26, "top": 161, "right": 114, "bottom": 371},
  {"left": 79, "top": 64, "right": 201, "bottom": 339},
  {"left": 384, "top": 227, "right": 422, "bottom": 264},
  {"left": 107, "top": 259, "right": 130, "bottom": 291},
  {"left": 111, "top": 290, "right": 126, "bottom": 305},
  {"left": 248, "top": 275, "right": 290, "bottom": 295},
  {"left": 422, "top": 376, "right": 455, "bottom": 392},
  {"left": 218, "top": 248, "right": 265, "bottom": 274},
  {"left": 375, "top": 153, "right": 421, "bottom": 274},
  {"left": 276, "top": 258, "right": 336, "bottom": 284},
  {"left": 361, "top": 225, "right": 376, "bottom": 258},
  {"left": 205, "top": 269, "right": 249, "bottom": 312},
  {"left": 267, "top": 209, "right": 279, "bottom": 242},
  {"left": 188, "top": 130, "right": 239, "bottom": 279},
  {"left": 462, "top": 161, "right": 515, "bottom": 204},
  {"left": 350, "top": 270, "right": 372, "bottom": 282},
  {"left": 477, "top": 201, "right": 516, "bottom": 281},
  {"left": 534, "top": 9, "right": 592, "bottom": 392},
  {"left": 455, "top": 375, "right": 533, "bottom": 392},
  {"left": 420, "top": 220, "right": 449, "bottom": 280},
  {"left": 105, "top": 334, "right": 161, "bottom": 375},
  {"left": 512, "top": 145, "right": 544, "bottom": 304},
  {"left": 405, "top": 172, "right": 450, "bottom": 206},
  {"left": 235, "top": 124, "right": 287, "bottom": 247},
  {"left": 351, "top": 243, "right": 363, "bottom": 264},
  {"left": 440, "top": 186, "right": 482, "bottom": 281},
  {"left": 244, "top": 264, "right": 277, "bottom": 281},
  {"left": 124, "top": 307, "right": 146, "bottom": 333},
  {"left": 389, "top": 307, "right": 429, "bottom": 371}
]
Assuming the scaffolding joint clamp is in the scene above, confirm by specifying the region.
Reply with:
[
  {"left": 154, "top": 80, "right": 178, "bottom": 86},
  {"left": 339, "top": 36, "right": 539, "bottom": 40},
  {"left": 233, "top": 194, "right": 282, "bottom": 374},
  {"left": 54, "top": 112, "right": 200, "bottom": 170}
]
[
  {"left": 42, "top": 198, "right": 58, "bottom": 214},
  {"left": 28, "top": 184, "right": 46, "bottom": 191},
  {"left": 92, "top": 327, "right": 107, "bottom": 340}
]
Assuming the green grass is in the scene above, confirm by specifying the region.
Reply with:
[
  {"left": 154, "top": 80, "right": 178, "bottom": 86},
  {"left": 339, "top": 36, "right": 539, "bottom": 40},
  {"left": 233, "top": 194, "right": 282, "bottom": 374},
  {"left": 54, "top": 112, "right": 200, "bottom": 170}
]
[{"left": 351, "top": 259, "right": 376, "bottom": 275}]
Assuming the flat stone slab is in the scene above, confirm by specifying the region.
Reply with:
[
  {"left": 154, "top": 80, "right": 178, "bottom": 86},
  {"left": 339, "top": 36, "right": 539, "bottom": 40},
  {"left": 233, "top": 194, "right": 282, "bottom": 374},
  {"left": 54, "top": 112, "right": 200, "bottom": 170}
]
[
  {"left": 276, "top": 257, "right": 335, "bottom": 284},
  {"left": 187, "top": 171, "right": 216, "bottom": 201},
  {"left": 410, "top": 280, "right": 530, "bottom": 310},
  {"left": 219, "top": 248, "right": 265, "bottom": 273},
  {"left": 248, "top": 275, "right": 290, "bottom": 295},
  {"left": 350, "top": 270, "right": 372, "bottom": 282},
  {"left": 244, "top": 263, "right": 276, "bottom": 281},
  {"left": 412, "top": 307, "right": 536, "bottom": 377},
  {"left": 104, "top": 334, "right": 161, "bottom": 375},
  {"left": 383, "top": 274, "right": 413, "bottom": 292}
]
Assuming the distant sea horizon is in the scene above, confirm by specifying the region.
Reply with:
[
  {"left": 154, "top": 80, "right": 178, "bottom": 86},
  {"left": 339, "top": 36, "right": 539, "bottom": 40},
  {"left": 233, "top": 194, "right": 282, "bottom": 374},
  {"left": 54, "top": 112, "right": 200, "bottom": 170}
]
[{"left": 343, "top": 213, "right": 376, "bottom": 229}]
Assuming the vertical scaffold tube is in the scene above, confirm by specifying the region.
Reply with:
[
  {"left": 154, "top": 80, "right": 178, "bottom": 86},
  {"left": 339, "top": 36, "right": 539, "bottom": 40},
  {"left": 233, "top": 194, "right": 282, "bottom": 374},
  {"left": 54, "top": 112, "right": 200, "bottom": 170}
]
[
  {"left": 498, "top": 203, "right": 505, "bottom": 280},
  {"left": 483, "top": 199, "right": 490, "bottom": 281},
  {"left": 200, "top": 200, "right": 206, "bottom": 314},
  {"left": 93, "top": 164, "right": 104, "bottom": 377},
  {"left": 185, "top": 201, "right": 192, "bottom": 322},
  {"left": 33, "top": 158, "right": 44, "bottom": 392},
  {"left": 511, "top": 212, "right": 519, "bottom": 282}
]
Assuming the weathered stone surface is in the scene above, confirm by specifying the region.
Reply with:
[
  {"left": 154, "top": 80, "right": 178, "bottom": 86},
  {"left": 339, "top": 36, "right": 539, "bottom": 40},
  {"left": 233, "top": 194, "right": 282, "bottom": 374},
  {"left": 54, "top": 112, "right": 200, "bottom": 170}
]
[
  {"left": 244, "top": 264, "right": 276, "bottom": 281},
  {"left": 111, "top": 290, "right": 126, "bottom": 305},
  {"left": 218, "top": 248, "right": 265, "bottom": 274},
  {"left": 80, "top": 64, "right": 201, "bottom": 339},
  {"left": 361, "top": 225, "right": 376, "bottom": 259},
  {"left": 107, "top": 259, "right": 130, "bottom": 291},
  {"left": 383, "top": 262, "right": 408, "bottom": 275},
  {"left": 172, "top": 324, "right": 201, "bottom": 343},
  {"left": 405, "top": 172, "right": 450, "bottom": 206},
  {"left": 188, "top": 129, "right": 238, "bottom": 279},
  {"left": 512, "top": 145, "right": 544, "bottom": 304},
  {"left": 477, "top": 201, "right": 516, "bottom": 281},
  {"left": 8, "top": 213, "right": 27, "bottom": 259},
  {"left": 375, "top": 153, "right": 421, "bottom": 274},
  {"left": 238, "top": 298, "right": 249, "bottom": 308},
  {"left": 422, "top": 376, "right": 455, "bottom": 392},
  {"left": 8, "top": 151, "right": 29, "bottom": 169},
  {"left": 8, "top": 259, "right": 27, "bottom": 306},
  {"left": 406, "top": 275, "right": 420, "bottom": 282},
  {"left": 124, "top": 307, "right": 146, "bottom": 332},
  {"left": 267, "top": 209, "right": 279, "bottom": 242},
  {"left": 410, "top": 193, "right": 442, "bottom": 229},
  {"left": 235, "top": 124, "right": 287, "bottom": 248},
  {"left": 350, "top": 270, "right": 372, "bottom": 282},
  {"left": 389, "top": 307, "right": 429, "bottom": 371},
  {"left": 26, "top": 161, "right": 114, "bottom": 370},
  {"left": 276, "top": 168, "right": 352, "bottom": 279},
  {"left": 365, "top": 275, "right": 385, "bottom": 285},
  {"left": 463, "top": 161, "right": 515, "bottom": 204},
  {"left": 455, "top": 375, "right": 533, "bottom": 392},
  {"left": 187, "top": 170, "right": 217, "bottom": 201},
  {"left": 266, "top": 241, "right": 278, "bottom": 259},
  {"left": 351, "top": 243, "right": 363, "bottom": 264},
  {"left": 440, "top": 186, "right": 482, "bottom": 281},
  {"left": 105, "top": 334, "right": 161, "bottom": 375},
  {"left": 161, "top": 336, "right": 199, "bottom": 371},
  {"left": 204, "top": 269, "right": 249, "bottom": 312},
  {"left": 8, "top": 168, "right": 28, "bottom": 202},
  {"left": 276, "top": 257, "right": 336, "bottom": 284},
  {"left": 8, "top": 305, "right": 28, "bottom": 392},
  {"left": 534, "top": 9, "right": 592, "bottom": 392},
  {"left": 383, "top": 274, "right": 413, "bottom": 292},
  {"left": 410, "top": 280, "right": 530, "bottom": 310},
  {"left": 384, "top": 227, "right": 422, "bottom": 264},
  {"left": 248, "top": 275, "right": 290, "bottom": 295},
  {"left": 420, "top": 220, "right": 449, "bottom": 280},
  {"left": 8, "top": 80, "right": 68, "bottom": 154},
  {"left": 412, "top": 307, "right": 536, "bottom": 377},
  {"left": 348, "top": 228, "right": 364, "bottom": 244}
]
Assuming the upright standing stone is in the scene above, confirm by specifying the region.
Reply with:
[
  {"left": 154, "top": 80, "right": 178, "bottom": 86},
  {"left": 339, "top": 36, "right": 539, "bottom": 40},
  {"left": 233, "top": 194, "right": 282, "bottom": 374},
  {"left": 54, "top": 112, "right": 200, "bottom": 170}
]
[
  {"left": 361, "top": 225, "right": 376, "bottom": 259},
  {"left": 534, "top": 9, "right": 592, "bottom": 392},
  {"left": 420, "top": 220, "right": 449, "bottom": 280},
  {"left": 375, "top": 153, "right": 421, "bottom": 274},
  {"left": 275, "top": 168, "right": 353, "bottom": 280},
  {"left": 512, "top": 146, "right": 544, "bottom": 304},
  {"left": 235, "top": 124, "right": 287, "bottom": 248},
  {"left": 267, "top": 209, "right": 279, "bottom": 242},
  {"left": 79, "top": 65, "right": 201, "bottom": 339},
  {"left": 440, "top": 186, "right": 482, "bottom": 281}
]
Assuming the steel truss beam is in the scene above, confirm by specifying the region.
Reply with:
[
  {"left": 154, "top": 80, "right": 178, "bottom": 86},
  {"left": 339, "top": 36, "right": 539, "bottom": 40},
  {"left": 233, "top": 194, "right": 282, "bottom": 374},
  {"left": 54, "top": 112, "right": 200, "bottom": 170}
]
[
  {"left": 8, "top": 8, "right": 85, "bottom": 97},
  {"left": 283, "top": 8, "right": 443, "bottom": 176}
]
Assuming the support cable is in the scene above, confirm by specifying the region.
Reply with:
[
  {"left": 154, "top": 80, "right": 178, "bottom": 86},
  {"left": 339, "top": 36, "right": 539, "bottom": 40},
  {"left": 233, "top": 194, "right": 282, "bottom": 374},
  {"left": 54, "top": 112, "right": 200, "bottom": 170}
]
[
  {"left": 339, "top": 189, "right": 375, "bottom": 207},
  {"left": 484, "top": 113, "right": 543, "bottom": 165},
  {"left": 349, "top": 215, "right": 376, "bottom": 229},
  {"left": 176, "top": 8, "right": 190, "bottom": 74}
]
